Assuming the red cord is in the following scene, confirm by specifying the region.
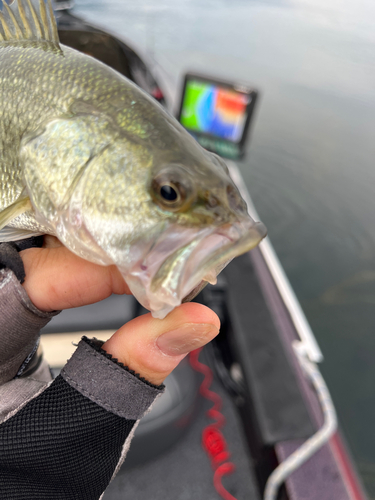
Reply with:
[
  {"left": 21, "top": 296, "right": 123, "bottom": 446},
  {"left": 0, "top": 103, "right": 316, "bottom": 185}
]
[{"left": 189, "top": 348, "right": 238, "bottom": 500}]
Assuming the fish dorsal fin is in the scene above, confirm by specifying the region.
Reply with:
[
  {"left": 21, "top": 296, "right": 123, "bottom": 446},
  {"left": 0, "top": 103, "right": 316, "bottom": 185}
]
[{"left": 0, "top": 0, "right": 60, "bottom": 47}]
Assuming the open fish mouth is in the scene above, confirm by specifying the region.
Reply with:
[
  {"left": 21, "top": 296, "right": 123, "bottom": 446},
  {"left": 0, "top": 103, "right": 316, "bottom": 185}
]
[{"left": 124, "top": 217, "right": 267, "bottom": 319}]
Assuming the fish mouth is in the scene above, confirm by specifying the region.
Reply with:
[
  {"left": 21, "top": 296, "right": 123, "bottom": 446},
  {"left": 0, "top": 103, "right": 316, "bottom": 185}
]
[
  {"left": 124, "top": 217, "right": 267, "bottom": 319},
  {"left": 180, "top": 220, "right": 267, "bottom": 303}
]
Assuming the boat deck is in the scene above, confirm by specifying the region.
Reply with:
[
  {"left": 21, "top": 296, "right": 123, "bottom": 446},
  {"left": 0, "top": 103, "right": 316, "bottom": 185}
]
[{"left": 103, "top": 372, "right": 261, "bottom": 500}]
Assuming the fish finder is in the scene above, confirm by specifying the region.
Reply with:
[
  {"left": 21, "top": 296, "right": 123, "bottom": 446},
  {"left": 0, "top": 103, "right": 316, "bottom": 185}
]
[{"left": 177, "top": 73, "right": 258, "bottom": 160}]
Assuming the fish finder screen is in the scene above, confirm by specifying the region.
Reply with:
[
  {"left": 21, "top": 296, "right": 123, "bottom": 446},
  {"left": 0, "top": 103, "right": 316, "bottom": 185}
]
[{"left": 180, "top": 79, "right": 251, "bottom": 143}]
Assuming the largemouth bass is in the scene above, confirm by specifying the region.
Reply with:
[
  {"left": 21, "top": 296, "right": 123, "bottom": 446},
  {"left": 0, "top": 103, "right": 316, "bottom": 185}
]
[{"left": 0, "top": 0, "right": 267, "bottom": 318}]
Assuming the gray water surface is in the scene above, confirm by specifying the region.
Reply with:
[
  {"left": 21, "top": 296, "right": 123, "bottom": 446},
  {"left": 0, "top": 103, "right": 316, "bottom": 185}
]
[{"left": 73, "top": 0, "right": 375, "bottom": 495}]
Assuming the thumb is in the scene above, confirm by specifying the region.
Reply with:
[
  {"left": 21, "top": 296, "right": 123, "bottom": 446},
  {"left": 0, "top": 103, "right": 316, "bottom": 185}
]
[{"left": 102, "top": 302, "right": 220, "bottom": 385}]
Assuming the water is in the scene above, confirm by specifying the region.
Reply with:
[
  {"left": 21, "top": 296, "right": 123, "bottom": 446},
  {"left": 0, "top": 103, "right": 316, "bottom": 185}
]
[{"left": 73, "top": 0, "right": 375, "bottom": 495}]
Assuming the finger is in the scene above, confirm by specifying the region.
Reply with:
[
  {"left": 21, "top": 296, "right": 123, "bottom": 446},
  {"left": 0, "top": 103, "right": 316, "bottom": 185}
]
[
  {"left": 20, "top": 245, "right": 130, "bottom": 311},
  {"left": 102, "top": 302, "right": 220, "bottom": 385}
]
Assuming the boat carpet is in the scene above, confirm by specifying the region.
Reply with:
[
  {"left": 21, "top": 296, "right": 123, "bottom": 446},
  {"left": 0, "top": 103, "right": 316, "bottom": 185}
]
[{"left": 103, "top": 376, "right": 261, "bottom": 500}]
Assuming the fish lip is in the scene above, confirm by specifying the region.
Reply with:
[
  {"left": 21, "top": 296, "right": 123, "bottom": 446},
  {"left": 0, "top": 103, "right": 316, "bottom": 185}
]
[
  {"left": 124, "top": 216, "right": 266, "bottom": 318},
  {"left": 181, "top": 279, "right": 207, "bottom": 304},
  {"left": 178, "top": 219, "right": 267, "bottom": 303},
  {"left": 138, "top": 217, "right": 267, "bottom": 317}
]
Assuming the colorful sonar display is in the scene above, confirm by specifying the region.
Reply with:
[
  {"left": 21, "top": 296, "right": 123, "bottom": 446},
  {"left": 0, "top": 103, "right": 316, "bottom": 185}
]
[{"left": 180, "top": 79, "right": 251, "bottom": 143}]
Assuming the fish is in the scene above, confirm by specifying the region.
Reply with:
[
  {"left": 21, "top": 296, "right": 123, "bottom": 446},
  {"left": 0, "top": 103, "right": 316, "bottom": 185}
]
[{"left": 0, "top": 0, "right": 267, "bottom": 318}]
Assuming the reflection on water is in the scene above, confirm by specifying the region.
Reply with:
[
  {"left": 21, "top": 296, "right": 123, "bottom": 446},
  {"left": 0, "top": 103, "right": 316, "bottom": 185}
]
[
  {"left": 74, "top": 0, "right": 375, "bottom": 496},
  {"left": 322, "top": 271, "right": 375, "bottom": 305}
]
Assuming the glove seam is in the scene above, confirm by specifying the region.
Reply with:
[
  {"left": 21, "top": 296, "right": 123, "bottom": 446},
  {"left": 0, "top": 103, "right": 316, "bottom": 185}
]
[
  {"left": 82, "top": 336, "right": 164, "bottom": 390},
  {"left": 65, "top": 340, "right": 162, "bottom": 391}
]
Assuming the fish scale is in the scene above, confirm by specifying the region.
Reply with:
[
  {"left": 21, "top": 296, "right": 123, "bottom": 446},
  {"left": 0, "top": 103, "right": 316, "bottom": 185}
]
[{"left": 0, "top": 42, "right": 147, "bottom": 227}]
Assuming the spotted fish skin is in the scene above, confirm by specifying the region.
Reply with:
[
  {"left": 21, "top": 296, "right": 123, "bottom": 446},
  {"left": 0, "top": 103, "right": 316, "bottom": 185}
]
[{"left": 0, "top": 0, "right": 266, "bottom": 317}]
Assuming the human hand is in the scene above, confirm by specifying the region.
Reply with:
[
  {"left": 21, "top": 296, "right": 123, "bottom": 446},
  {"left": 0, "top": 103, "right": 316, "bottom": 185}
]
[
  {"left": 20, "top": 235, "right": 130, "bottom": 312},
  {"left": 20, "top": 236, "right": 220, "bottom": 385}
]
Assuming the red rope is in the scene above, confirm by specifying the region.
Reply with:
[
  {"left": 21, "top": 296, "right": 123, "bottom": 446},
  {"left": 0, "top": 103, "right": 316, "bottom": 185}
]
[{"left": 189, "top": 348, "right": 238, "bottom": 500}]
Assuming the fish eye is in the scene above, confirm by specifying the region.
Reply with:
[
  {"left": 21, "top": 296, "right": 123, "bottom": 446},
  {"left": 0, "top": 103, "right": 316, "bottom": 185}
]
[
  {"left": 151, "top": 165, "right": 195, "bottom": 212},
  {"left": 160, "top": 184, "right": 179, "bottom": 203}
]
